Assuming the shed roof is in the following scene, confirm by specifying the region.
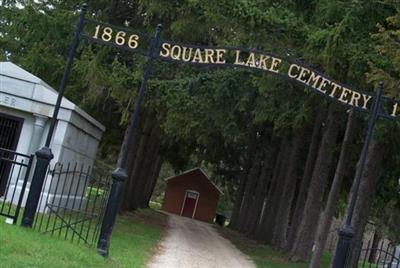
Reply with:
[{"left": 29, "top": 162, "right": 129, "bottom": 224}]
[{"left": 165, "top": 168, "right": 223, "bottom": 194}]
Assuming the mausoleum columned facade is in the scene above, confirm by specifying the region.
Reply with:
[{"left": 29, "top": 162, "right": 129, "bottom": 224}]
[{"left": 0, "top": 62, "right": 105, "bottom": 211}]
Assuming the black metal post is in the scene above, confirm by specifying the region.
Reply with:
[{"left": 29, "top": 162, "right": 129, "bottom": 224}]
[
  {"left": 96, "top": 24, "right": 162, "bottom": 257},
  {"left": 21, "top": 4, "right": 87, "bottom": 228},
  {"left": 331, "top": 82, "right": 383, "bottom": 268}
]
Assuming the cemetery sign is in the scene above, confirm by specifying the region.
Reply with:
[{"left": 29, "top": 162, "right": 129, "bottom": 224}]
[{"left": 84, "top": 22, "right": 399, "bottom": 120}]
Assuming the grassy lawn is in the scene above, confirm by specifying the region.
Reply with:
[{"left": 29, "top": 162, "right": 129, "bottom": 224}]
[
  {"left": 0, "top": 209, "right": 167, "bottom": 268},
  {"left": 218, "top": 227, "right": 332, "bottom": 268}
]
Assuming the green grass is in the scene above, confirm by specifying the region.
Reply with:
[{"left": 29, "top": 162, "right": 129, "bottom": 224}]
[
  {"left": 0, "top": 209, "right": 167, "bottom": 268},
  {"left": 218, "top": 227, "right": 332, "bottom": 268},
  {"left": 86, "top": 186, "right": 105, "bottom": 199}
]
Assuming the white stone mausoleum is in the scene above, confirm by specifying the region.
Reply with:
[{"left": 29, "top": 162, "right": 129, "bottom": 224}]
[{"left": 0, "top": 62, "right": 105, "bottom": 211}]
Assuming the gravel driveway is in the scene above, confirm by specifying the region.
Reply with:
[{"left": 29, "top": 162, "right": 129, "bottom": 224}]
[{"left": 147, "top": 213, "right": 255, "bottom": 268}]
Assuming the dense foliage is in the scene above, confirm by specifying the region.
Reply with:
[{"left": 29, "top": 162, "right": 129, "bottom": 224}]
[{"left": 1, "top": 0, "right": 399, "bottom": 266}]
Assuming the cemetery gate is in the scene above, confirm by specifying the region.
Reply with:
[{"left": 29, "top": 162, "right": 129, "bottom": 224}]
[
  {"left": 32, "top": 162, "right": 112, "bottom": 246},
  {"left": 16, "top": 4, "right": 399, "bottom": 267}
]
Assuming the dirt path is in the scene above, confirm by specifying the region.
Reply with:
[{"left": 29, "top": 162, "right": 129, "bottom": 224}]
[{"left": 147, "top": 213, "right": 255, "bottom": 268}]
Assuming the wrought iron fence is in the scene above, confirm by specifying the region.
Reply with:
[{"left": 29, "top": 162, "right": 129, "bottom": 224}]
[
  {"left": 358, "top": 240, "right": 400, "bottom": 268},
  {"left": 33, "top": 161, "right": 112, "bottom": 246},
  {"left": 0, "top": 148, "right": 33, "bottom": 224}
]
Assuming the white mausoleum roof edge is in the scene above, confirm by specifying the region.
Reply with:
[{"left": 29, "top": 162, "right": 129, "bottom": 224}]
[{"left": 0, "top": 62, "right": 105, "bottom": 132}]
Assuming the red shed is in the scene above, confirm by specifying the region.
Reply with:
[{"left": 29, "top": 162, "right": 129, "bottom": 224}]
[{"left": 161, "top": 168, "right": 222, "bottom": 223}]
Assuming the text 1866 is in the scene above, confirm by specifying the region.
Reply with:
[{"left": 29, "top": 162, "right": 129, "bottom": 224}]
[{"left": 93, "top": 25, "right": 139, "bottom": 49}]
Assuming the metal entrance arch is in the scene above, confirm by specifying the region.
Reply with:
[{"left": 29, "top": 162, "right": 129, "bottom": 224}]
[
  {"left": 81, "top": 19, "right": 391, "bottom": 266},
  {"left": 19, "top": 5, "right": 400, "bottom": 266},
  {"left": 79, "top": 18, "right": 396, "bottom": 264}
]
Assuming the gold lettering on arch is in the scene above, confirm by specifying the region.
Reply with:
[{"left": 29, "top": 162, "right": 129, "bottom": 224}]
[
  {"left": 288, "top": 64, "right": 300, "bottom": 78},
  {"left": 215, "top": 49, "right": 226, "bottom": 64},
  {"left": 349, "top": 91, "right": 362, "bottom": 107},
  {"left": 307, "top": 72, "right": 322, "bottom": 88},
  {"left": 192, "top": 48, "right": 203, "bottom": 63},
  {"left": 204, "top": 49, "right": 214, "bottom": 63},
  {"left": 156, "top": 42, "right": 396, "bottom": 117},
  {"left": 392, "top": 102, "right": 399, "bottom": 117},
  {"left": 88, "top": 24, "right": 400, "bottom": 120},
  {"left": 160, "top": 42, "right": 171, "bottom": 57},
  {"left": 269, "top": 57, "right": 281, "bottom": 73},
  {"left": 171, "top": 45, "right": 182, "bottom": 60},
  {"left": 182, "top": 47, "right": 193, "bottom": 62},
  {"left": 338, "top": 87, "right": 352, "bottom": 104},
  {"left": 361, "top": 94, "right": 372, "bottom": 109},
  {"left": 246, "top": 53, "right": 256, "bottom": 67}
]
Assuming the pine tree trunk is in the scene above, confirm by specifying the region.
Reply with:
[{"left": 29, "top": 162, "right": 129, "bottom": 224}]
[
  {"left": 229, "top": 129, "right": 258, "bottom": 230},
  {"left": 287, "top": 109, "right": 325, "bottom": 250},
  {"left": 139, "top": 150, "right": 161, "bottom": 208},
  {"left": 271, "top": 131, "right": 306, "bottom": 250},
  {"left": 245, "top": 142, "right": 278, "bottom": 235},
  {"left": 132, "top": 122, "right": 161, "bottom": 209},
  {"left": 310, "top": 109, "right": 358, "bottom": 268},
  {"left": 237, "top": 151, "right": 263, "bottom": 233},
  {"left": 121, "top": 110, "right": 147, "bottom": 211},
  {"left": 143, "top": 156, "right": 163, "bottom": 206},
  {"left": 255, "top": 137, "right": 290, "bottom": 241},
  {"left": 260, "top": 136, "right": 292, "bottom": 243},
  {"left": 125, "top": 111, "right": 156, "bottom": 211},
  {"left": 242, "top": 162, "right": 264, "bottom": 232},
  {"left": 254, "top": 171, "right": 278, "bottom": 241},
  {"left": 289, "top": 104, "right": 340, "bottom": 262},
  {"left": 139, "top": 132, "right": 162, "bottom": 208},
  {"left": 345, "top": 139, "right": 386, "bottom": 268}
]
